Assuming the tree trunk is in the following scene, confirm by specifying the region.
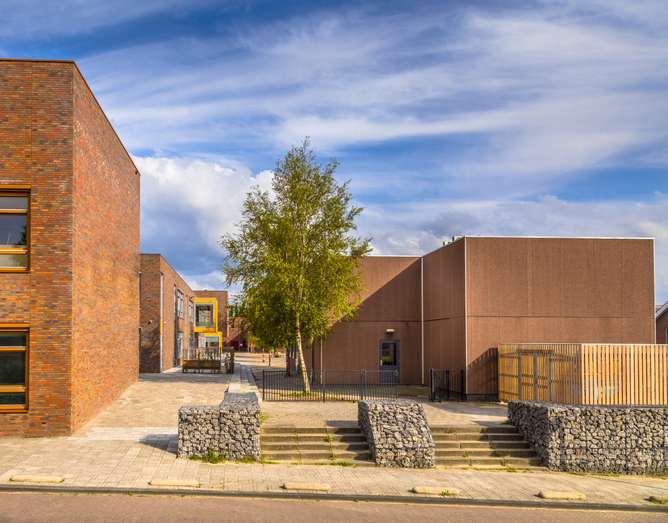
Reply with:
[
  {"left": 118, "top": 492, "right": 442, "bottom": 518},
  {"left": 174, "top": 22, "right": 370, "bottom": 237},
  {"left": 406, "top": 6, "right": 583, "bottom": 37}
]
[{"left": 295, "top": 320, "right": 311, "bottom": 393}]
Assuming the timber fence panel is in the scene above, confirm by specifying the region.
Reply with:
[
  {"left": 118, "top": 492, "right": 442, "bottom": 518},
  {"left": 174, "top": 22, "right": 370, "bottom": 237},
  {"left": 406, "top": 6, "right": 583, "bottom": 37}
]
[{"left": 499, "top": 343, "right": 668, "bottom": 405}]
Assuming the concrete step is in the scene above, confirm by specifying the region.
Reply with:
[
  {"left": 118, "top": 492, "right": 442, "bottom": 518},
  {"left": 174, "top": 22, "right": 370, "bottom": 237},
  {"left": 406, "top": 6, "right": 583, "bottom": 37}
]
[
  {"left": 430, "top": 425, "right": 517, "bottom": 434},
  {"left": 433, "top": 440, "right": 530, "bottom": 449},
  {"left": 432, "top": 433, "right": 524, "bottom": 442},
  {"left": 261, "top": 426, "right": 361, "bottom": 435},
  {"left": 435, "top": 448, "right": 536, "bottom": 458},
  {"left": 263, "top": 450, "right": 372, "bottom": 461},
  {"left": 262, "top": 442, "right": 369, "bottom": 451},
  {"left": 436, "top": 456, "right": 541, "bottom": 467},
  {"left": 261, "top": 434, "right": 366, "bottom": 443}
]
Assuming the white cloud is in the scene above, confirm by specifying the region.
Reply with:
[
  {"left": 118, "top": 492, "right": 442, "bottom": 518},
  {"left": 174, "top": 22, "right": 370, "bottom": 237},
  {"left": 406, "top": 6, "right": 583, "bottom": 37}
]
[
  {"left": 0, "top": 0, "right": 215, "bottom": 38},
  {"left": 69, "top": 0, "right": 668, "bottom": 201},
  {"left": 135, "top": 155, "right": 273, "bottom": 287},
  {"left": 361, "top": 194, "right": 668, "bottom": 302}
]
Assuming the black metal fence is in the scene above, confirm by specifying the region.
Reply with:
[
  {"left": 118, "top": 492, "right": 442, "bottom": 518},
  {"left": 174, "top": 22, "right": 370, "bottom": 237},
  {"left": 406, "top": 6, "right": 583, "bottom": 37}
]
[
  {"left": 261, "top": 369, "right": 399, "bottom": 401},
  {"left": 429, "top": 368, "right": 466, "bottom": 401}
]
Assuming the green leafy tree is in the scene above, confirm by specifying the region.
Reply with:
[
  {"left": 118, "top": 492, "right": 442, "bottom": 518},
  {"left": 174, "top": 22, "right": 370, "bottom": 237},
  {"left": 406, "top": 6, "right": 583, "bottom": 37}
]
[{"left": 222, "top": 139, "right": 370, "bottom": 391}]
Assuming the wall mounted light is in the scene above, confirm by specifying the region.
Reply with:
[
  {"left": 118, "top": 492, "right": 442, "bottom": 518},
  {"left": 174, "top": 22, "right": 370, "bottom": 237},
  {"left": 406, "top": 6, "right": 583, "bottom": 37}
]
[{"left": 385, "top": 328, "right": 395, "bottom": 335}]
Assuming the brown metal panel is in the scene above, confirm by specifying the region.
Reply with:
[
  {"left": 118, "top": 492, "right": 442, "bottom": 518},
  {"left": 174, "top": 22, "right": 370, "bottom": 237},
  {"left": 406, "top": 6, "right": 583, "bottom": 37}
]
[
  {"left": 316, "top": 256, "right": 421, "bottom": 384},
  {"left": 657, "top": 310, "right": 668, "bottom": 344},
  {"left": 465, "top": 237, "right": 655, "bottom": 396}
]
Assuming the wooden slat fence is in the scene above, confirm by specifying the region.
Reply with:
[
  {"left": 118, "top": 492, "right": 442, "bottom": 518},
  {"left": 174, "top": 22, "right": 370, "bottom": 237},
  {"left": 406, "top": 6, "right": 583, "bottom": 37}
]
[{"left": 499, "top": 343, "right": 668, "bottom": 405}]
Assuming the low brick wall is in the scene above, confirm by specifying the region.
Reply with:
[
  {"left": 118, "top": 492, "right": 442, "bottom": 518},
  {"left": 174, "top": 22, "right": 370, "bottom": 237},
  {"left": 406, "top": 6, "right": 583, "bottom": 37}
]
[
  {"left": 178, "top": 392, "right": 260, "bottom": 461},
  {"left": 358, "top": 400, "right": 435, "bottom": 468},
  {"left": 508, "top": 401, "right": 668, "bottom": 474}
]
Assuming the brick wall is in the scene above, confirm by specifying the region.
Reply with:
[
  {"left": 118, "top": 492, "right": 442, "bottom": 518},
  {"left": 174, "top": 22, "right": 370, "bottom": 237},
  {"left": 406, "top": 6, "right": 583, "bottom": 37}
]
[
  {"left": 0, "top": 60, "right": 75, "bottom": 436},
  {"left": 0, "top": 59, "right": 140, "bottom": 436},
  {"left": 70, "top": 69, "right": 140, "bottom": 431},
  {"left": 140, "top": 254, "right": 196, "bottom": 372}
]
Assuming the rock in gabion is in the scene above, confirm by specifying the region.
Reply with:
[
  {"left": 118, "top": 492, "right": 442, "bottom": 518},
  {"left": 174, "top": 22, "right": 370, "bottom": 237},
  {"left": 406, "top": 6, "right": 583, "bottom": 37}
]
[
  {"left": 508, "top": 401, "right": 668, "bottom": 474},
  {"left": 358, "top": 400, "right": 435, "bottom": 468},
  {"left": 178, "top": 392, "right": 261, "bottom": 461}
]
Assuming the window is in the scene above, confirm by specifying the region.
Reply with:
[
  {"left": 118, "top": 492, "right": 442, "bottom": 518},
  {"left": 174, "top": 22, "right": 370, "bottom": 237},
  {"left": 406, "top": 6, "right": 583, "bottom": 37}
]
[
  {"left": 195, "top": 303, "right": 215, "bottom": 329},
  {"left": 175, "top": 289, "right": 184, "bottom": 319},
  {"left": 0, "top": 328, "right": 28, "bottom": 411},
  {"left": 175, "top": 331, "right": 183, "bottom": 361},
  {"left": 188, "top": 300, "right": 194, "bottom": 324},
  {"left": 0, "top": 190, "right": 29, "bottom": 271},
  {"left": 379, "top": 341, "right": 398, "bottom": 367}
]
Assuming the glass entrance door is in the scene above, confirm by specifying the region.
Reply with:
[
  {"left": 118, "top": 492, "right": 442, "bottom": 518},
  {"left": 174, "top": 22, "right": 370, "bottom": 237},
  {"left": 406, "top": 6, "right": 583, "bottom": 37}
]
[{"left": 379, "top": 340, "right": 400, "bottom": 373}]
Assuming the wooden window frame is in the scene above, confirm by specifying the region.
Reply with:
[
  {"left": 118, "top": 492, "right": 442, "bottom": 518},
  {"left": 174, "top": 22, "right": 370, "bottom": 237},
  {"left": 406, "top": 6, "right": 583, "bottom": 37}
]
[
  {"left": 0, "top": 325, "right": 29, "bottom": 413},
  {"left": 0, "top": 186, "right": 30, "bottom": 273}
]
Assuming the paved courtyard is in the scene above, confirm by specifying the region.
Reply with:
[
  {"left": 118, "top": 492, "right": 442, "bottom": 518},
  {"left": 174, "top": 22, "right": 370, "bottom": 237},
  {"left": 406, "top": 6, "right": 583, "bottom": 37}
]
[{"left": 0, "top": 358, "right": 666, "bottom": 508}]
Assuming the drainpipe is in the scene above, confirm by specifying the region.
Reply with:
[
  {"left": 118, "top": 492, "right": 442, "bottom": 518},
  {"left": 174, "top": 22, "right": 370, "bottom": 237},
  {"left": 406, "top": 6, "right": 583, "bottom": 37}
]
[
  {"left": 421, "top": 256, "right": 425, "bottom": 385},
  {"left": 159, "top": 272, "right": 164, "bottom": 372}
]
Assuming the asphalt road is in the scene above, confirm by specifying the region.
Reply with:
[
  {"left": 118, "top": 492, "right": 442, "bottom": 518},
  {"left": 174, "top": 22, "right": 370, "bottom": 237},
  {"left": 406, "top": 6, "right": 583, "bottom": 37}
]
[{"left": 0, "top": 492, "right": 664, "bottom": 523}]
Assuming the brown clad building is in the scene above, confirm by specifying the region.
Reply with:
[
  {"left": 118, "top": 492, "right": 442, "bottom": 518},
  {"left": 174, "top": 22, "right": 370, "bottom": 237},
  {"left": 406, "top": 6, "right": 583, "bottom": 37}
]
[
  {"left": 657, "top": 303, "right": 668, "bottom": 345},
  {"left": 306, "top": 237, "right": 656, "bottom": 397},
  {"left": 0, "top": 59, "right": 140, "bottom": 436}
]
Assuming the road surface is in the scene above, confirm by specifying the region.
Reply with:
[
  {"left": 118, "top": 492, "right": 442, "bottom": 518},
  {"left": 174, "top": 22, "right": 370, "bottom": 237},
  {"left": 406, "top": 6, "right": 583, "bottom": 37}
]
[{"left": 0, "top": 492, "right": 664, "bottom": 523}]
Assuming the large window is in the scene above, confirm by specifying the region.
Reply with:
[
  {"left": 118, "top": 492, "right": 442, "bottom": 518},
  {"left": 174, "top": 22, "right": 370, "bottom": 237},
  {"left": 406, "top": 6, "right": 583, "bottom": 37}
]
[
  {"left": 175, "top": 289, "right": 184, "bottom": 319},
  {"left": 0, "top": 328, "right": 28, "bottom": 411},
  {"left": 0, "top": 190, "right": 29, "bottom": 271},
  {"left": 195, "top": 303, "right": 215, "bottom": 329}
]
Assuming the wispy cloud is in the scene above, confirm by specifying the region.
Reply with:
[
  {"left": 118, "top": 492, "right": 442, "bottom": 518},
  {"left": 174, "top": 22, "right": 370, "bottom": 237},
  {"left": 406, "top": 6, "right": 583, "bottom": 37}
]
[{"left": 4, "top": 1, "right": 666, "bottom": 300}]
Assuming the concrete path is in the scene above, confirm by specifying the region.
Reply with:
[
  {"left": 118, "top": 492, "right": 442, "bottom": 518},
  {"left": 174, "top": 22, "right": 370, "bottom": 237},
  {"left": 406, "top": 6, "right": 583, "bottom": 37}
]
[{"left": 0, "top": 359, "right": 666, "bottom": 510}]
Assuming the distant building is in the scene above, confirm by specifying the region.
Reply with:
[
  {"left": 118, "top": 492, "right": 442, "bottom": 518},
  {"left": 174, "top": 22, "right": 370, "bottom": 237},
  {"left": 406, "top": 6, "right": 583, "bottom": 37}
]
[
  {"left": 0, "top": 59, "right": 140, "bottom": 436},
  {"left": 305, "top": 237, "right": 656, "bottom": 398},
  {"left": 139, "top": 254, "right": 228, "bottom": 372},
  {"left": 657, "top": 302, "right": 668, "bottom": 344}
]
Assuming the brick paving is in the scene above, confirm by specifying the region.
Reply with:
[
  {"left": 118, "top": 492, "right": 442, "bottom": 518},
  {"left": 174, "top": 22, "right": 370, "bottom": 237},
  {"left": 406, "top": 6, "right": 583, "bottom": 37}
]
[{"left": 0, "top": 361, "right": 666, "bottom": 508}]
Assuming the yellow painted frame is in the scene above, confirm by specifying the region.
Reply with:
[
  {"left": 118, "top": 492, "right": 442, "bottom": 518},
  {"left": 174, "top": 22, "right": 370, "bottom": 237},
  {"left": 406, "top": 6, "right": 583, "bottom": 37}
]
[
  {"left": 0, "top": 324, "right": 29, "bottom": 413},
  {"left": 0, "top": 186, "right": 31, "bottom": 273},
  {"left": 193, "top": 297, "right": 218, "bottom": 333}
]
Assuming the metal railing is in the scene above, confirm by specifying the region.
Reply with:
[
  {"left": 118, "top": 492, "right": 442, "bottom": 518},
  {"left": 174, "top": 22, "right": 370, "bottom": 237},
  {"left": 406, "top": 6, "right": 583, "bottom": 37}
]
[
  {"left": 429, "top": 368, "right": 466, "bottom": 401},
  {"left": 261, "top": 369, "right": 399, "bottom": 401},
  {"left": 182, "top": 347, "right": 222, "bottom": 373}
]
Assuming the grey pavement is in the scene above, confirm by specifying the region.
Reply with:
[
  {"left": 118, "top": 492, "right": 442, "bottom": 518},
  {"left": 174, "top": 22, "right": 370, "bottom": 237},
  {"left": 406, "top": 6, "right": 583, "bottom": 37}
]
[{"left": 0, "top": 355, "right": 666, "bottom": 510}]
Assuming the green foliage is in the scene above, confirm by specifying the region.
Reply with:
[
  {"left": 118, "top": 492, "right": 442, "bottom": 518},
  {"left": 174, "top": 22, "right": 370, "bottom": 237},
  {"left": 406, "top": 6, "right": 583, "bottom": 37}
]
[
  {"left": 222, "top": 139, "right": 370, "bottom": 390},
  {"left": 190, "top": 450, "right": 226, "bottom": 464}
]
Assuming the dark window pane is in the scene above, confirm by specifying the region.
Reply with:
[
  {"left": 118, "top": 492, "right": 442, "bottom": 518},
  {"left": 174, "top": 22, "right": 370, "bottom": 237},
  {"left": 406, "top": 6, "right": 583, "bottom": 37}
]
[
  {"left": 0, "top": 392, "right": 26, "bottom": 405},
  {"left": 380, "top": 342, "right": 397, "bottom": 366},
  {"left": 0, "top": 214, "right": 27, "bottom": 246},
  {"left": 0, "top": 196, "right": 28, "bottom": 210},
  {"left": 0, "top": 351, "right": 26, "bottom": 385},
  {"left": 0, "top": 332, "right": 26, "bottom": 347},
  {"left": 0, "top": 254, "right": 28, "bottom": 268}
]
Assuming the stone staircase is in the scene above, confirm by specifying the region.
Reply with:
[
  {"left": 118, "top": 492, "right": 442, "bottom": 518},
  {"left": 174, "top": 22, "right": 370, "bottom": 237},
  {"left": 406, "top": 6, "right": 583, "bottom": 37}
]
[
  {"left": 261, "top": 426, "right": 373, "bottom": 465},
  {"left": 431, "top": 424, "right": 541, "bottom": 467}
]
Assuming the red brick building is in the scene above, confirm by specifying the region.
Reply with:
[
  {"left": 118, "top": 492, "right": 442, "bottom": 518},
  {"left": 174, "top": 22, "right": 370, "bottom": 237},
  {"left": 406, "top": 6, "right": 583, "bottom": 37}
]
[
  {"left": 139, "top": 254, "right": 228, "bottom": 372},
  {"left": 0, "top": 59, "right": 140, "bottom": 436}
]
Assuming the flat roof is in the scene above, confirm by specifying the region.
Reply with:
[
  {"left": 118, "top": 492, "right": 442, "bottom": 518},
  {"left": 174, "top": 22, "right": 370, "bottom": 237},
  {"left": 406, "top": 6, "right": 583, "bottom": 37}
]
[{"left": 0, "top": 57, "right": 139, "bottom": 176}]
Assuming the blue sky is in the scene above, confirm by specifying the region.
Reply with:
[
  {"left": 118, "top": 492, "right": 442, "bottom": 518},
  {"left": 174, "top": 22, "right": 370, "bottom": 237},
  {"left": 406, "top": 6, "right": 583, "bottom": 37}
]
[{"left": 2, "top": 0, "right": 667, "bottom": 302}]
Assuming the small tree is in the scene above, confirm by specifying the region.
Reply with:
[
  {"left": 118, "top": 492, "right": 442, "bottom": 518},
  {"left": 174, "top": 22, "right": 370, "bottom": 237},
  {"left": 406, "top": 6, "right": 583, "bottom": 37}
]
[{"left": 222, "top": 139, "right": 370, "bottom": 392}]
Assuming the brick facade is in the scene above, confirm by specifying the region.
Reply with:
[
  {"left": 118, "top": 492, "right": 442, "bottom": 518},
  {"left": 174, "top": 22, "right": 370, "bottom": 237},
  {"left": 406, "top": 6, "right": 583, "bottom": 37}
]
[
  {"left": 0, "top": 59, "right": 140, "bottom": 436},
  {"left": 194, "top": 290, "right": 228, "bottom": 341},
  {"left": 140, "top": 254, "right": 196, "bottom": 372},
  {"left": 139, "top": 257, "right": 230, "bottom": 372}
]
